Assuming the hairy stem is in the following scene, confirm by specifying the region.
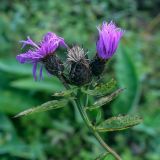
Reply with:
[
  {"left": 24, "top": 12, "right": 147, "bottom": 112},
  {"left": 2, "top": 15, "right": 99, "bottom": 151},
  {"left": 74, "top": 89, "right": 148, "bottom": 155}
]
[
  {"left": 58, "top": 77, "right": 121, "bottom": 160},
  {"left": 76, "top": 94, "right": 122, "bottom": 160}
]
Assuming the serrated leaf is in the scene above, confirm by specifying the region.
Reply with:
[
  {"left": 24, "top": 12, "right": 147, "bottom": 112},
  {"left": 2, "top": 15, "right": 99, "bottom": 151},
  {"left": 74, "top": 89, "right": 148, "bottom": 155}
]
[
  {"left": 52, "top": 87, "right": 77, "bottom": 97},
  {"left": 14, "top": 99, "right": 69, "bottom": 117},
  {"left": 81, "top": 79, "right": 116, "bottom": 96},
  {"left": 96, "top": 115, "right": 142, "bottom": 132},
  {"left": 94, "top": 88, "right": 124, "bottom": 106},
  {"left": 86, "top": 88, "right": 124, "bottom": 111}
]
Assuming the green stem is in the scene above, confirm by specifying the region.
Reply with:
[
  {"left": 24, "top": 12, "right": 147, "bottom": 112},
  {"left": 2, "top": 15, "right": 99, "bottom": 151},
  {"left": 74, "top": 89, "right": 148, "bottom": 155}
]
[
  {"left": 85, "top": 91, "right": 89, "bottom": 107},
  {"left": 93, "top": 132, "right": 122, "bottom": 160},
  {"left": 58, "top": 77, "right": 121, "bottom": 160},
  {"left": 76, "top": 102, "right": 122, "bottom": 160}
]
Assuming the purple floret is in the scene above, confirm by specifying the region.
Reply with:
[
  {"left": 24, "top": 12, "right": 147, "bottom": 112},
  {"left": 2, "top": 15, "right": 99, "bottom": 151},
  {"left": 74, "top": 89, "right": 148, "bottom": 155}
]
[
  {"left": 96, "top": 21, "right": 124, "bottom": 60},
  {"left": 16, "top": 32, "right": 67, "bottom": 80}
]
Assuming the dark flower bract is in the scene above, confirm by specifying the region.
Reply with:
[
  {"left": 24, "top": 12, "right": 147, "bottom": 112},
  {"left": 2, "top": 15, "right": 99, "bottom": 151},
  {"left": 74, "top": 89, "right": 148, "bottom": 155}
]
[{"left": 67, "top": 45, "right": 92, "bottom": 86}]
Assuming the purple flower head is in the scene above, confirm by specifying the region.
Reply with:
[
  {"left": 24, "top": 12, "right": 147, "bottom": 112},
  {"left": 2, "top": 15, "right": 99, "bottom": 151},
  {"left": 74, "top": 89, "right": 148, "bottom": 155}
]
[
  {"left": 16, "top": 32, "right": 67, "bottom": 80},
  {"left": 96, "top": 21, "right": 124, "bottom": 60}
]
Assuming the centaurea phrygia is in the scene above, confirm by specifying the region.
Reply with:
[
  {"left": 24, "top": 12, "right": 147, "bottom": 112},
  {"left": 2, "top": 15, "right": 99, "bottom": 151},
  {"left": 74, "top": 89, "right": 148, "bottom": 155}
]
[
  {"left": 16, "top": 32, "right": 67, "bottom": 80},
  {"left": 91, "top": 21, "right": 124, "bottom": 76},
  {"left": 15, "top": 22, "right": 139, "bottom": 160},
  {"left": 67, "top": 45, "right": 92, "bottom": 86},
  {"left": 97, "top": 21, "right": 124, "bottom": 60}
]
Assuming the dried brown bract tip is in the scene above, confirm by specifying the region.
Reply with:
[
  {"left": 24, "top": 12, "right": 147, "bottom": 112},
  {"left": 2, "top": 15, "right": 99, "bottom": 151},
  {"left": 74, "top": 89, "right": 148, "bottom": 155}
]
[
  {"left": 67, "top": 45, "right": 92, "bottom": 86},
  {"left": 67, "top": 45, "right": 87, "bottom": 64}
]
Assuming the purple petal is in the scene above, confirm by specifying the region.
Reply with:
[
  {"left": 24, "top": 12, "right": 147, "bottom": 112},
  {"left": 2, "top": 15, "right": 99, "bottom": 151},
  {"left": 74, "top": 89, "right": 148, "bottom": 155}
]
[
  {"left": 96, "top": 21, "right": 124, "bottom": 60},
  {"left": 42, "top": 32, "right": 56, "bottom": 41},
  {"left": 42, "top": 32, "right": 68, "bottom": 48},
  {"left": 60, "top": 39, "right": 68, "bottom": 48},
  {"left": 17, "top": 32, "right": 68, "bottom": 80},
  {"left": 20, "top": 36, "right": 39, "bottom": 49},
  {"left": 32, "top": 62, "right": 37, "bottom": 81},
  {"left": 16, "top": 50, "right": 43, "bottom": 63},
  {"left": 39, "top": 64, "right": 43, "bottom": 80}
]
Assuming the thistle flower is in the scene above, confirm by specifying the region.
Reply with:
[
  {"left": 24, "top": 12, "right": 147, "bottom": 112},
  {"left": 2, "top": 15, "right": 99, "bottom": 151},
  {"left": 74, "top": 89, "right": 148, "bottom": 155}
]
[
  {"left": 16, "top": 32, "right": 67, "bottom": 80},
  {"left": 67, "top": 45, "right": 92, "bottom": 86},
  {"left": 91, "top": 21, "right": 124, "bottom": 77},
  {"left": 96, "top": 21, "right": 124, "bottom": 60}
]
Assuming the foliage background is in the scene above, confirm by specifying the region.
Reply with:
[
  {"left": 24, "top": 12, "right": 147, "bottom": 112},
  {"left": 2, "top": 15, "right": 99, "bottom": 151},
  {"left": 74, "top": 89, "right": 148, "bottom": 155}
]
[{"left": 0, "top": 0, "right": 160, "bottom": 159}]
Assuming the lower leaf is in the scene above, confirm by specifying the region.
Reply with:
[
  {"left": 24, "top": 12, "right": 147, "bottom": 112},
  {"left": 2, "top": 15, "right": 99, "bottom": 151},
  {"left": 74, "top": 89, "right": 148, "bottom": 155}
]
[
  {"left": 96, "top": 114, "right": 142, "bottom": 132},
  {"left": 14, "top": 99, "right": 69, "bottom": 117}
]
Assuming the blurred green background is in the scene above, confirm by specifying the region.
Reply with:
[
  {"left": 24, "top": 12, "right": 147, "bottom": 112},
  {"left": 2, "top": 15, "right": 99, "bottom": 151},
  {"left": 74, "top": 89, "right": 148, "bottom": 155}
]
[{"left": 0, "top": 0, "right": 160, "bottom": 159}]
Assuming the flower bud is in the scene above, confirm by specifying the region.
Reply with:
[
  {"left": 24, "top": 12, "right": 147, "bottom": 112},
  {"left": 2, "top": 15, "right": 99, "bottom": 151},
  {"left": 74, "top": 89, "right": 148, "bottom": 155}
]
[
  {"left": 90, "top": 21, "right": 124, "bottom": 77},
  {"left": 96, "top": 21, "right": 124, "bottom": 60},
  {"left": 67, "top": 45, "right": 92, "bottom": 86}
]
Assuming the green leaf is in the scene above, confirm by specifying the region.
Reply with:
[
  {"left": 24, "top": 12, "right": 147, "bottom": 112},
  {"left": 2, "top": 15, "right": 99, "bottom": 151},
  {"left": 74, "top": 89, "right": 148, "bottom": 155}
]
[
  {"left": 95, "top": 110, "right": 102, "bottom": 125},
  {"left": 11, "top": 77, "right": 63, "bottom": 93},
  {"left": 113, "top": 44, "right": 141, "bottom": 113},
  {"left": 81, "top": 79, "right": 116, "bottom": 96},
  {"left": 0, "top": 114, "right": 45, "bottom": 159},
  {"left": 86, "top": 88, "right": 124, "bottom": 111},
  {"left": 96, "top": 115, "right": 142, "bottom": 132},
  {"left": 0, "top": 89, "right": 38, "bottom": 114},
  {"left": 52, "top": 87, "right": 77, "bottom": 97},
  {"left": 14, "top": 99, "right": 70, "bottom": 117},
  {"left": 94, "top": 88, "right": 124, "bottom": 106},
  {"left": 0, "top": 59, "right": 32, "bottom": 76}
]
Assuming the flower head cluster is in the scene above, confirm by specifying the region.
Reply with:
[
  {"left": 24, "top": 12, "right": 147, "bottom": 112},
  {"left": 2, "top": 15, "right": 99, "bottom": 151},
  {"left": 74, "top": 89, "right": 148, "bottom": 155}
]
[
  {"left": 16, "top": 21, "right": 124, "bottom": 84},
  {"left": 16, "top": 32, "right": 67, "bottom": 80},
  {"left": 96, "top": 21, "right": 124, "bottom": 60}
]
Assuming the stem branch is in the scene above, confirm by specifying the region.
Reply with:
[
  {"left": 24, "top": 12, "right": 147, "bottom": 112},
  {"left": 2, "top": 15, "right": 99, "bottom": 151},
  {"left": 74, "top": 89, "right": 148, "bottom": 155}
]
[
  {"left": 58, "top": 77, "right": 122, "bottom": 160},
  {"left": 76, "top": 96, "right": 122, "bottom": 160}
]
